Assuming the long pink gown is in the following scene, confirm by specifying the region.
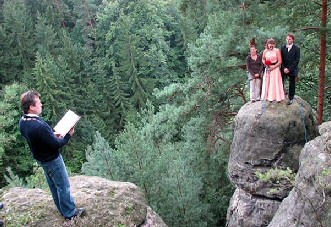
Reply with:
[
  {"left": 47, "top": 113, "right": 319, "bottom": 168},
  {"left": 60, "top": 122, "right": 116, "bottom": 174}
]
[{"left": 261, "top": 49, "right": 285, "bottom": 102}]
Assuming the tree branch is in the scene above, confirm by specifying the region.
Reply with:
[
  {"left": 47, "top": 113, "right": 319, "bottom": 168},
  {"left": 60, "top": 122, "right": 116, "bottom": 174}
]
[
  {"left": 312, "top": 0, "right": 322, "bottom": 6},
  {"left": 300, "top": 26, "right": 320, "bottom": 31},
  {"left": 312, "top": 0, "right": 331, "bottom": 6}
]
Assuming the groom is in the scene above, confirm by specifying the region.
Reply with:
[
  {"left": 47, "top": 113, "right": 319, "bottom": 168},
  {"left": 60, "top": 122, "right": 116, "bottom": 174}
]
[{"left": 281, "top": 33, "right": 301, "bottom": 105}]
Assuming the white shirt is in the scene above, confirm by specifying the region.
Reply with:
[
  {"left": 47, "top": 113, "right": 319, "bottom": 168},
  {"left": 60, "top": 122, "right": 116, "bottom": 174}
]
[
  {"left": 286, "top": 44, "right": 293, "bottom": 52},
  {"left": 25, "top": 114, "right": 39, "bottom": 117}
]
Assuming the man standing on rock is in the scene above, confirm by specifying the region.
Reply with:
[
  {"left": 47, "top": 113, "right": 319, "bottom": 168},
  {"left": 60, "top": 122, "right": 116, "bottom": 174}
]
[
  {"left": 0, "top": 202, "right": 4, "bottom": 227},
  {"left": 19, "top": 90, "right": 86, "bottom": 220},
  {"left": 281, "top": 33, "right": 301, "bottom": 105}
]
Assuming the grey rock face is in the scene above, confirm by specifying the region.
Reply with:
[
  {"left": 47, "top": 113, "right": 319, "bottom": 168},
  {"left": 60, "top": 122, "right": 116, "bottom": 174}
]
[
  {"left": 0, "top": 176, "right": 167, "bottom": 227},
  {"left": 227, "top": 97, "right": 318, "bottom": 227},
  {"left": 227, "top": 188, "right": 281, "bottom": 227},
  {"left": 268, "top": 121, "right": 331, "bottom": 227}
]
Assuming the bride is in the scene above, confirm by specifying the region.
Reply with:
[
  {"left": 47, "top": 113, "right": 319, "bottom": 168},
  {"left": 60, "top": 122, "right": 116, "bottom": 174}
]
[{"left": 261, "top": 38, "right": 285, "bottom": 102}]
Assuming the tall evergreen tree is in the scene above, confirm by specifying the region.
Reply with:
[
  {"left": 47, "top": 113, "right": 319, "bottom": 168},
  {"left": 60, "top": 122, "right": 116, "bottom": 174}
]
[
  {"left": 0, "top": 0, "right": 35, "bottom": 84},
  {"left": 96, "top": 0, "right": 182, "bottom": 109},
  {"left": 29, "top": 53, "right": 67, "bottom": 120},
  {"left": 0, "top": 83, "right": 34, "bottom": 187},
  {"left": 71, "top": 0, "right": 101, "bottom": 45},
  {"left": 82, "top": 2, "right": 251, "bottom": 226}
]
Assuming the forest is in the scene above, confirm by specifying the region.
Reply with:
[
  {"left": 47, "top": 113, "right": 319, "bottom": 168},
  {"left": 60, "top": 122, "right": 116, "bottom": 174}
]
[{"left": 0, "top": 0, "right": 330, "bottom": 226}]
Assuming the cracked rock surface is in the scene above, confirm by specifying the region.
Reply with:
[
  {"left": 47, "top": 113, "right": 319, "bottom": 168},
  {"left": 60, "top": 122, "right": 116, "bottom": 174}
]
[{"left": 226, "top": 97, "right": 318, "bottom": 227}]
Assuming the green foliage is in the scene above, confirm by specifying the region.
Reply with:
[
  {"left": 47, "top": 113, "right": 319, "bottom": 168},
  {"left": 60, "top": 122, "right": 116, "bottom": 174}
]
[
  {"left": 0, "top": 83, "right": 34, "bottom": 186},
  {"left": 186, "top": 10, "right": 250, "bottom": 111},
  {"left": 5, "top": 212, "right": 40, "bottom": 227},
  {"left": 0, "top": 0, "right": 35, "bottom": 84},
  {"left": 4, "top": 165, "right": 47, "bottom": 189},
  {"left": 322, "top": 168, "right": 331, "bottom": 176},
  {"left": 4, "top": 167, "right": 25, "bottom": 188},
  {"left": 82, "top": 4, "right": 257, "bottom": 225},
  {"left": 29, "top": 52, "right": 67, "bottom": 119},
  {"left": 83, "top": 97, "right": 234, "bottom": 226},
  {"left": 1, "top": 0, "right": 330, "bottom": 225},
  {"left": 96, "top": 0, "right": 183, "bottom": 110},
  {"left": 83, "top": 125, "right": 212, "bottom": 226},
  {"left": 25, "top": 165, "right": 48, "bottom": 189},
  {"left": 81, "top": 131, "right": 114, "bottom": 178},
  {"left": 4, "top": 204, "right": 46, "bottom": 227},
  {"left": 256, "top": 167, "right": 295, "bottom": 184}
]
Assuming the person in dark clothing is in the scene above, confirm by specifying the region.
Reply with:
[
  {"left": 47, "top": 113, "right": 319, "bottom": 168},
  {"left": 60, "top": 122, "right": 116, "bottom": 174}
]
[
  {"left": 281, "top": 33, "right": 300, "bottom": 105},
  {"left": 19, "top": 91, "right": 86, "bottom": 220},
  {"left": 0, "top": 202, "right": 4, "bottom": 227},
  {"left": 246, "top": 45, "right": 264, "bottom": 102}
]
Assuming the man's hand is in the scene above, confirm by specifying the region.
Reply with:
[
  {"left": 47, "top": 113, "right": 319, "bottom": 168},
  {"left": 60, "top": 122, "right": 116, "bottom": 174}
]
[
  {"left": 54, "top": 132, "right": 63, "bottom": 139},
  {"left": 284, "top": 68, "right": 290, "bottom": 74},
  {"left": 69, "top": 127, "right": 75, "bottom": 136}
]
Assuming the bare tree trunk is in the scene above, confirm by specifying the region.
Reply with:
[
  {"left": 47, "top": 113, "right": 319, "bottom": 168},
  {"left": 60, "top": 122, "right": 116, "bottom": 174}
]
[{"left": 317, "top": 0, "right": 327, "bottom": 125}]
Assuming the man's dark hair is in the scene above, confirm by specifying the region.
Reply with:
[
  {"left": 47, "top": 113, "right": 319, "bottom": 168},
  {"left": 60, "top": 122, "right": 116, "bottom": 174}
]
[
  {"left": 20, "top": 90, "right": 40, "bottom": 114},
  {"left": 287, "top": 33, "right": 296, "bottom": 41}
]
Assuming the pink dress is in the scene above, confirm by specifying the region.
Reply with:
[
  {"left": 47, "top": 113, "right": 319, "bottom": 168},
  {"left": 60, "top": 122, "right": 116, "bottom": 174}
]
[{"left": 261, "top": 49, "right": 285, "bottom": 102}]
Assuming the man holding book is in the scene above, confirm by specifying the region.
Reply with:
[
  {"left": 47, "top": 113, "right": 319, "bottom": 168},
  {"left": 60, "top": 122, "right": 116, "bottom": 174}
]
[
  {"left": 19, "top": 90, "right": 86, "bottom": 220},
  {"left": 0, "top": 202, "right": 4, "bottom": 227}
]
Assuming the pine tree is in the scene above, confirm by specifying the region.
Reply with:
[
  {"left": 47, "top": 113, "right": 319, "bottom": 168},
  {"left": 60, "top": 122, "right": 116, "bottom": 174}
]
[
  {"left": 81, "top": 131, "right": 114, "bottom": 178},
  {"left": 0, "top": 0, "right": 35, "bottom": 84},
  {"left": 0, "top": 83, "right": 34, "bottom": 187},
  {"left": 29, "top": 52, "right": 67, "bottom": 120},
  {"left": 96, "top": 0, "right": 181, "bottom": 110},
  {"left": 71, "top": 0, "right": 101, "bottom": 46}
]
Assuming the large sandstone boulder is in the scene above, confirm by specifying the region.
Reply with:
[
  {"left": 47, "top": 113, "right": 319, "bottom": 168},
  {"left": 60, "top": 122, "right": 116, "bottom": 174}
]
[
  {"left": 227, "top": 188, "right": 280, "bottom": 227},
  {"left": 0, "top": 176, "right": 167, "bottom": 227},
  {"left": 227, "top": 97, "right": 319, "bottom": 227},
  {"left": 268, "top": 121, "right": 331, "bottom": 227}
]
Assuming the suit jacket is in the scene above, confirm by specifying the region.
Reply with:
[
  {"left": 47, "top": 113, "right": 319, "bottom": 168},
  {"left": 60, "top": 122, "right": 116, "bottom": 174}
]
[{"left": 281, "top": 44, "right": 300, "bottom": 77}]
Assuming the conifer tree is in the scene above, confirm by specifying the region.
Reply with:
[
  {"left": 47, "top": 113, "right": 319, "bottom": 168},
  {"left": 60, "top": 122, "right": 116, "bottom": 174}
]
[
  {"left": 71, "top": 0, "right": 101, "bottom": 45},
  {"left": 0, "top": 83, "right": 34, "bottom": 187},
  {"left": 29, "top": 53, "right": 67, "bottom": 120},
  {"left": 82, "top": 3, "right": 253, "bottom": 225},
  {"left": 34, "top": 13, "right": 58, "bottom": 57},
  {"left": 96, "top": 0, "right": 180, "bottom": 110},
  {"left": 0, "top": 0, "right": 35, "bottom": 84},
  {"left": 81, "top": 131, "right": 114, "bottom": 178}
]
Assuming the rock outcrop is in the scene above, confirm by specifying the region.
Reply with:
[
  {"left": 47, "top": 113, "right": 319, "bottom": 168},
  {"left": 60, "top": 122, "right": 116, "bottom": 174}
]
[
  {"left": 0, "top": 176, "right": 167, "bottom": 227},
  {"left": 268, "top": 121, "right": 331, "bottom": 227},
  {"left": 226, "top": 97, "right": 319, "bottom": 227}
]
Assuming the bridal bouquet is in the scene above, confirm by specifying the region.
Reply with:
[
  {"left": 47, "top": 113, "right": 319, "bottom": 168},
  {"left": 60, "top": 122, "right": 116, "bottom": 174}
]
[
  {"left": 265, "top": 60, "right": 272, "bottom": 74},
  {"left": 265, "top": 60, "right": 272, "bottom": 67}
]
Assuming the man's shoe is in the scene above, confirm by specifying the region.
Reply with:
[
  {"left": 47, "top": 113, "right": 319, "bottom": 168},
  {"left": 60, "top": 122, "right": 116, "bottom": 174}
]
[
  {"left": 0, "top": 219, "right": 4, "bottom": 227},
  {"left": 287, "top": 99, "right": 293, "bottom": 105},
  {"left": 65, "top": 208, "right": 86, "bottom": 220}
]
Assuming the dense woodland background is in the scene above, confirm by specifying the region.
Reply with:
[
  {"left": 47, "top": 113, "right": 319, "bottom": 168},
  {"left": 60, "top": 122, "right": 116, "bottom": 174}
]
[{"left": 0, "top": 0, "right": 330, "bottom": 226}]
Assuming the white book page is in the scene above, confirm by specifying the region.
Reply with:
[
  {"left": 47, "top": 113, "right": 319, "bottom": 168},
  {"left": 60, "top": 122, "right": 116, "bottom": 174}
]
[{"left": 54, "top": 110, "right": 81, "bottom": 137}]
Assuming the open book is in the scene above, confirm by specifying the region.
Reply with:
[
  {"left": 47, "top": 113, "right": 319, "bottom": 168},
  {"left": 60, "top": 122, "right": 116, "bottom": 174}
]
[{"left": 54, "top": 110, "right": 81, "bottom": 137}]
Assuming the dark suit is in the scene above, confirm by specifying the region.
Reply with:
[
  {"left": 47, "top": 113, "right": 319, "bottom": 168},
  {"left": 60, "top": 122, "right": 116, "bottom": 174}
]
[{"left": 281, "top": 44, "right": 300, "bottom": 100}]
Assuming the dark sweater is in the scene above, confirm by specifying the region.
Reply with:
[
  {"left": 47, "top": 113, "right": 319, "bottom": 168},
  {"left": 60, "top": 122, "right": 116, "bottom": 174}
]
[
  {"left": 19, "top": 115, "right": 71, "bottom": 162},
  {"left": 246, "top": 54, "right": 264, "bottom": 75}
]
